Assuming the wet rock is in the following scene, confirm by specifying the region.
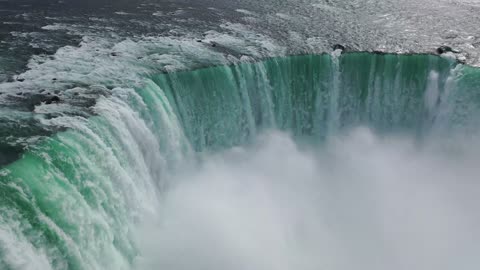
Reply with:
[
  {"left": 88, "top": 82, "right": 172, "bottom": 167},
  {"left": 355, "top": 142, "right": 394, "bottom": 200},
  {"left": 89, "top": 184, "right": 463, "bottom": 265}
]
[
  {"left": 45, "top": 95, "right": 60, "bottom": 104},
  {"left": 211, "top": 42, "right": 217, "bottom": 47},
  {"left": 437, "top": 46, "right": 451, "bottom": 54},
  {"left": 436, "top": 46, "right": 459, "bottom": 54},
  {"left": 373, "top": 50, "right": 387, "bottom": 55},
  {"left": 333, "top": 44, "right": 345, "bottom": 51}
]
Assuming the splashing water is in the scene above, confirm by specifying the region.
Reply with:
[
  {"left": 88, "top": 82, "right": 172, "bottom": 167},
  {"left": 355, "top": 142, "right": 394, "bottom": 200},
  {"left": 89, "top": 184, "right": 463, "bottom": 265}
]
[
  {"left": 1, "top": 53, "right": 480, "bottom": 270},
  {"left": 134, "top": 128, "right": 480, "bottom": 270}
]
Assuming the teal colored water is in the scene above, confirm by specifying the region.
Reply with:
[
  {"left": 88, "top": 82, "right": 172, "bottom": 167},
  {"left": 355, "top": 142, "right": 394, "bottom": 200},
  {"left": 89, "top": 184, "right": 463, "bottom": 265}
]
[
  {"left": 153, "top": 53, "right": 474, "bottom": 149},
  {"left": 1, "top": 53, "right": 479, "bottom": 269}
]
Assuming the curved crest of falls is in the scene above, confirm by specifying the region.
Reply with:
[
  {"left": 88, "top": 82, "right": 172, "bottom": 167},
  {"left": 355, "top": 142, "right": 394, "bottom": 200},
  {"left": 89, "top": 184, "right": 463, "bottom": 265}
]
[
  {"left": 1, "top": 52, "right": 480, "bottom": 269},
  {"left": 1, "top": 1, "right": 480, "bottom": 269}
]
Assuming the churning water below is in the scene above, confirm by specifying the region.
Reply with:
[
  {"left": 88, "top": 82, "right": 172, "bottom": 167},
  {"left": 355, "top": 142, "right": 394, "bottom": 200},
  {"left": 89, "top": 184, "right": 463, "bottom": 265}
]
[{"left": 135, "top": 128, "right": 480, "bottom": 270}]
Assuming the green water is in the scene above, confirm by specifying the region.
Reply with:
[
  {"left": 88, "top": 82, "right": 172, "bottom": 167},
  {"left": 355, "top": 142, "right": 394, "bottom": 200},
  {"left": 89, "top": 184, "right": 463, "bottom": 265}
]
[
  {"left": 153, "top": 53, "right": 470, "bottom": 149},
  {"left": 0, "top": 53, "right": 479, "bottom": 270}
]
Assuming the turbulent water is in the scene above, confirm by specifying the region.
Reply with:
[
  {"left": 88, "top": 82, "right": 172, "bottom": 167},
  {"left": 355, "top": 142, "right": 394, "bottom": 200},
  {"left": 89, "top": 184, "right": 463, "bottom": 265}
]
[
  {"left": 1, "top": 0, "right": 480, "bottom": 270},
  {"left": 1, "top": 52, "right": 480, "bottom": 269}
]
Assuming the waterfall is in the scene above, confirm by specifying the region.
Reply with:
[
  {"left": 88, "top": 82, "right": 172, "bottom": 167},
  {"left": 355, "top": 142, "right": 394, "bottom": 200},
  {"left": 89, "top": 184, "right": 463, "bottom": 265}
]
[{"left": 1, "top": 53, "right": 479, "bottom": 270}]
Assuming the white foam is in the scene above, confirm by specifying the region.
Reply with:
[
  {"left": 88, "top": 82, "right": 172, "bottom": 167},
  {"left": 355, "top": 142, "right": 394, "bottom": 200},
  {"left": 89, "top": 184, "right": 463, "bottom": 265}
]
[
  {"left": 135, "top": 128, "right": 480, "bottom": 270},
  {"left": 0, "top": 210, "right": 54, "bottom": 270},
  {"left": 2, "top": 20, "right": 283, "bottom": 107}
]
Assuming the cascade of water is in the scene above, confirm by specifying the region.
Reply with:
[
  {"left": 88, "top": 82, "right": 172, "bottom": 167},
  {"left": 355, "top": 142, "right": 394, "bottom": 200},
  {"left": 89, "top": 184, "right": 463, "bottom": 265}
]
[{"left": 1, "top": 53, "right": 479, "bottom": 270}]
